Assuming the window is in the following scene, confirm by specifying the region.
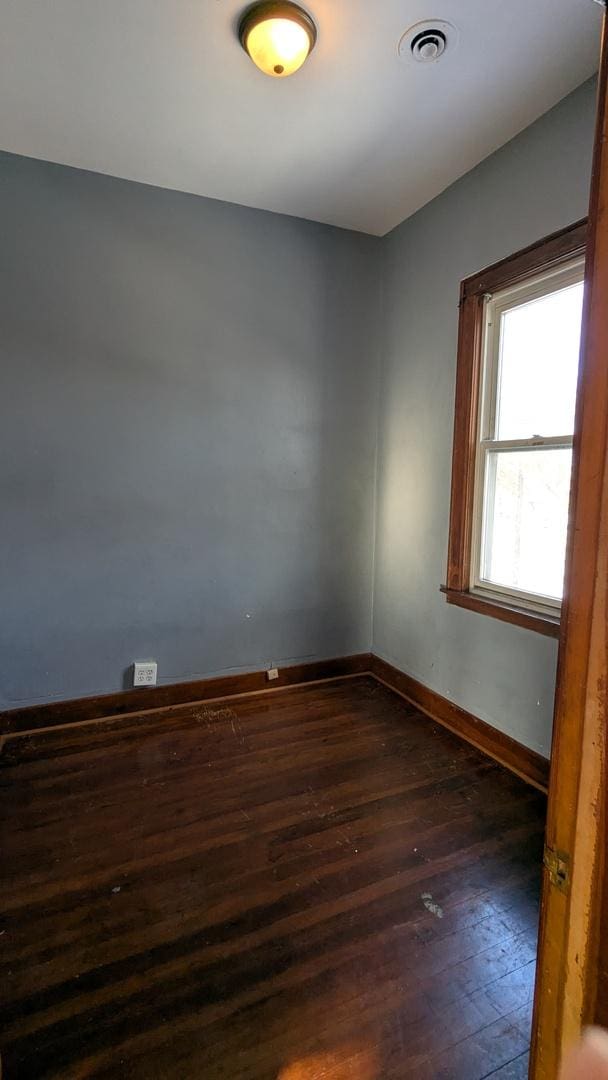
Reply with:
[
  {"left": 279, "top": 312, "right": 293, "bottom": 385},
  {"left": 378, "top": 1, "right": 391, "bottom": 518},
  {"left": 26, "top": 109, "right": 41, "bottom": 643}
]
[{"left": 443, "top": 220, "right": 587, "bottom": 637}]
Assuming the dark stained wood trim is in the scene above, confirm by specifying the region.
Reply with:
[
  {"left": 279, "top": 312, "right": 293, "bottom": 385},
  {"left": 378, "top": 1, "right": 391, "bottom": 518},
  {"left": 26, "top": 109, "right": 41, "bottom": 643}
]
[
  {"left": 445, "top": 287, "right": 485, "bottom": 593},
  {"left": 445, "top": 217, "right": 587, "bottom": 627},
  {"left": 0, "top": 654, "right": 372, "bottom": 736},
  {"left": 370, "top": 654, "right": 550, "bottom": 794},
  {"left": 441, "top": 586, "right": 560, "bottom": 638},
  {"left": 3, "top": 650, "right": 551, "bottom": 802},
  {"left": 461, "top": 218, "right": 587, "bottom": 300},
  {"left": 3, "top": 649, "right": 551, "bottom": 800}
]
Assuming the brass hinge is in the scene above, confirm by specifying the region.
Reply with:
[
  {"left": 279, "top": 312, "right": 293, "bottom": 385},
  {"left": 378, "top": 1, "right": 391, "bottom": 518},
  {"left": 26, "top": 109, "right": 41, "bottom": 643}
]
[{"left": 543, "top": 844, "right": 571, "bottom": 892}]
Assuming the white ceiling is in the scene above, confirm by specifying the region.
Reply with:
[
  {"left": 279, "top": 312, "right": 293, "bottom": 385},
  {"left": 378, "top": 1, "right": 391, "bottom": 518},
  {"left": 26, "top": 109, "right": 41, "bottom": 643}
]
[{"left": 0, "top": 0, "right": 602, "bottom": 235}]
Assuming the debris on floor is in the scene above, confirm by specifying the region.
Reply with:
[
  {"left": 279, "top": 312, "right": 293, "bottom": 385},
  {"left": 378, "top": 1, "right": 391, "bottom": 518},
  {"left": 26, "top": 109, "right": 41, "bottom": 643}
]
[{"left": 421, "top": 891, "right": 444, "bottom": 918}]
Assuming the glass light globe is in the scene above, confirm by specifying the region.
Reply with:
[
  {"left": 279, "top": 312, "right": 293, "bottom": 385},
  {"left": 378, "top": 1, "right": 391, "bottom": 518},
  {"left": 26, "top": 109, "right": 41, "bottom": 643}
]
[{"left": 240, "top": 4, "right": 316, "bottom": 78}]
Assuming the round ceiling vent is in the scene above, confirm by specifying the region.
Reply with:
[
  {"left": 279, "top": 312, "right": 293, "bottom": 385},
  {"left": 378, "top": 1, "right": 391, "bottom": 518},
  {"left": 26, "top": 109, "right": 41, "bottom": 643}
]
[{"left": 398, "top": 20, "right": 458, "bottom": 64}]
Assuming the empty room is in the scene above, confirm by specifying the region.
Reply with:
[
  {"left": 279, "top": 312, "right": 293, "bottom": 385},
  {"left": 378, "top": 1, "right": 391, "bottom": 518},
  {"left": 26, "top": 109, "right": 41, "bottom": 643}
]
[{"left": 1, "top": 2, "right": 608, "bottom": 1078}]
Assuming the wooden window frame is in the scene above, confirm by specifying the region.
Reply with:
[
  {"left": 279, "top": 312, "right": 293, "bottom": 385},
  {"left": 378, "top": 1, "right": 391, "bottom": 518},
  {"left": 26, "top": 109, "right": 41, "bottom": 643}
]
[{"left": 442, "top": 218, "right": 588, "bottom": 638}]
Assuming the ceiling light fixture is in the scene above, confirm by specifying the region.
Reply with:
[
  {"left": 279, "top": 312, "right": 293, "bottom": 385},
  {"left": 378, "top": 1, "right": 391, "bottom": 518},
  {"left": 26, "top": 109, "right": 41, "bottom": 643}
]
[{"left": 238, "top": 1, "right": 317, "bottom": 78}]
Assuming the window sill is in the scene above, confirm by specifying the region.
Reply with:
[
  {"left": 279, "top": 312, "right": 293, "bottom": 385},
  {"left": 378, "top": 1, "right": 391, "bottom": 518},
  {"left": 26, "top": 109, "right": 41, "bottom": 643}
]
[{"left": 440, "top": 586, "right": 561, "bottom": 638}]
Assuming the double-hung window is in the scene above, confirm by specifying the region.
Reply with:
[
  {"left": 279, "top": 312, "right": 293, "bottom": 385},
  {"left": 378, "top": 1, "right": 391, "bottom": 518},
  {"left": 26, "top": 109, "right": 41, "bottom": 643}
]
[{"left": 444, "top": 221, "right": 587, "bottom": 636}]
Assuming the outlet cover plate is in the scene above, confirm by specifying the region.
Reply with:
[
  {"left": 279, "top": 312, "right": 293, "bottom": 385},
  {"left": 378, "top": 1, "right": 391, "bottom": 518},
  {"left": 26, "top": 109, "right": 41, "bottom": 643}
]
[{"left": 133, "top": 660, "right": 158, "bottom": 687}]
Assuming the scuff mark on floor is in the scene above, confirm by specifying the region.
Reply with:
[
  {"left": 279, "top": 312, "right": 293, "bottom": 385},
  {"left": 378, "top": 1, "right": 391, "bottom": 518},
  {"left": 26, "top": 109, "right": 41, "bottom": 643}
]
[{"left": 421, "top": 891, "right": 443, "bottom": 918}]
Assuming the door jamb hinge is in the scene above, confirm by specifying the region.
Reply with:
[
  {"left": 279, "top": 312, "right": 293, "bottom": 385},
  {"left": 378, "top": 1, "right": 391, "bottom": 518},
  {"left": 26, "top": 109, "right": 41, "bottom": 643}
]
[{"left": 543, "top": 844, "right": 571, "bottom": 892}]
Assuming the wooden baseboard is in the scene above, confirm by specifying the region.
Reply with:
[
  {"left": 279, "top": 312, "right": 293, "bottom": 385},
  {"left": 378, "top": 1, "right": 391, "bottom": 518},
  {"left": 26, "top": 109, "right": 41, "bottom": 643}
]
[
  {"left": 1, "top": 650, "right": 551, "bottom": 794},
  {"left": 1, "top": 653, "right": 373, "bottom": 736},
  {"left": 369, "top": 655, "right": 550, "bottom": 793}
]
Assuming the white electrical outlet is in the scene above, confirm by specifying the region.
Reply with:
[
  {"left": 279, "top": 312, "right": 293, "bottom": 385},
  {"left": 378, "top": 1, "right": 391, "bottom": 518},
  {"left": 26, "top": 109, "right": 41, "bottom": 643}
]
[
  {"left": 133, "top": 661, "right": 157, "bottom": 687},
  {"left": 267, "top": 667, "right": 279, "bottom": 682}
]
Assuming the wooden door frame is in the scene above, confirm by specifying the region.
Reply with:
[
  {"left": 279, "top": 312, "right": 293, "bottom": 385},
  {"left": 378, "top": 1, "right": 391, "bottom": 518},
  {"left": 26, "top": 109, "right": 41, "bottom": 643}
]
[{"left": 530, "top": 12, "right": 608, "bottom": 1077}]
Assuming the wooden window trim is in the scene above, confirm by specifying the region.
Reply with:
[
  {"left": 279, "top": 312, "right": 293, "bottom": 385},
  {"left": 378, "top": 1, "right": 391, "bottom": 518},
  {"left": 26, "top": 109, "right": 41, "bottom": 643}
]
[
  {"left": 443, "top": 218, "right": 588, "bottom": 637},
  {"left": 440, "top": 585, "right": 561, "bottom": 638}
]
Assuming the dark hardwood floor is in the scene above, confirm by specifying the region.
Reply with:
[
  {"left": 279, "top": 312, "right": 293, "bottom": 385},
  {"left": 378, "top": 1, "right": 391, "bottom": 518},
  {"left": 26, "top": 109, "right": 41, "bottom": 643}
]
[{"left": 0, "top": 676, "right": 545, "bottom": 1079}]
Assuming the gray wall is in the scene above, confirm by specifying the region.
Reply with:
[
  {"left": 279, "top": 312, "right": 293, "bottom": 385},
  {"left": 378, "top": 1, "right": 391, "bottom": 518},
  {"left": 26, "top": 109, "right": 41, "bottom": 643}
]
[
  {"left": 372, "top": 79, "right": 597, "bottom": 757},
  {"left": 0, "top": 78, "right": 597, "bottom": 732},
  {"left": 0, "top": 152, "right": 381, "bottom": 707}
]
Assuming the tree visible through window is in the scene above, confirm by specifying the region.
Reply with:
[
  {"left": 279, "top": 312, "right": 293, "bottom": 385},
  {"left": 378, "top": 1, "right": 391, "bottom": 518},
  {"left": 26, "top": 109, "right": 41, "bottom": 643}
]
[{"left": 443, "top": 221, "right": 587, "bottom": 636}]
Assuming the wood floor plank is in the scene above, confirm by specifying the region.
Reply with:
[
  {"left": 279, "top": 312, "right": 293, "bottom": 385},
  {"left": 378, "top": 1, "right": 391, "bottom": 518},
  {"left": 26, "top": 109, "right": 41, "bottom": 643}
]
[
  {"left": 0, "top": 675, "right": 545, "bottom": 1078},
  {"left": 485, "top": 1051, "right": 531, "bottom": 1078}
]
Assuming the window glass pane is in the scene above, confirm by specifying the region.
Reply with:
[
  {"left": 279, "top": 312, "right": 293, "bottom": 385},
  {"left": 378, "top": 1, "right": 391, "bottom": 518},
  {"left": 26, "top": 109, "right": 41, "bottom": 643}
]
[
  {"left": 481, "top": 448, "right": 572, "bottom": 600},
  {"left": 495, "top": 281, "right": 583, "bottom": 440}
]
